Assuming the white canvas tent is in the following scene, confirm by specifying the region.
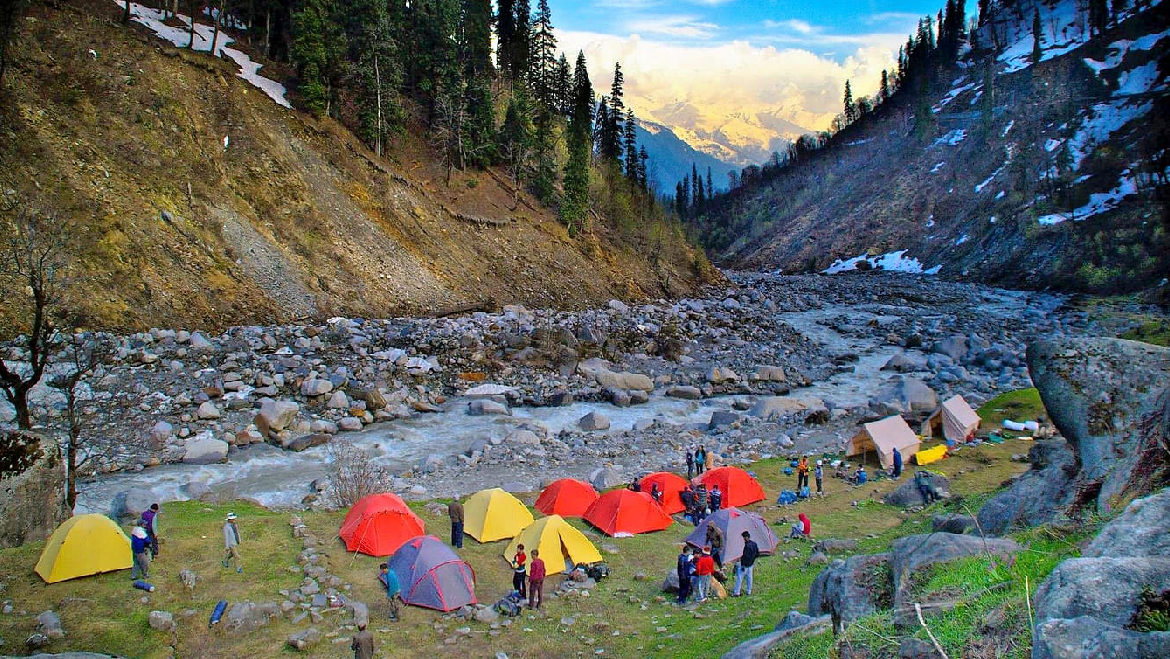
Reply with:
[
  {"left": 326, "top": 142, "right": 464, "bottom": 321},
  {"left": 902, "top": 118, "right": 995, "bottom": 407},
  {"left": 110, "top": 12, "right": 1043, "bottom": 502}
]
[
  {"left": 921, "top": 395, "right": 981, "bottom": 444},
  {"left": 848, "top": 415, "right": 921, "bottom": 469}
]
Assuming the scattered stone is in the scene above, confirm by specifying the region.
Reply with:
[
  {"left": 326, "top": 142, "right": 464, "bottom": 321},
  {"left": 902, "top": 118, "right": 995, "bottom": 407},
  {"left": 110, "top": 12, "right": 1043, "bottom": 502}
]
[
  {"left": 148, "top": 610, "right": 175, "bottom": 632},
  {"left": 36, "top": 610, "right": 64, "bottom": 639},
  {"left": 578, "top": 411, "right": 611, "bottom": 431},
  {"left": 287, "top": 627, "right": 322, "bottom": 651}
]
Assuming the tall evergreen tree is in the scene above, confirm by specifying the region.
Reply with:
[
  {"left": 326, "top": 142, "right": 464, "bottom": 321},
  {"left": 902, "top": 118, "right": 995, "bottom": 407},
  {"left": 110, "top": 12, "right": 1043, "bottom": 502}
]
[
  {"left": 292, "top": 0, "right": 345, "bottom": 116},
  {"left": 977, "top": 0, "right": 991, "bottom": 27},
  {"left": 602, "top": 62, "right": 625, "bottom": 162},
  {"left": 706, "top": 167, "right": 713, "bottom": 200},
  {"left": 639, "top": 147, "right": 650, "bottom": 190},
  {"left": 879, "top": 69, "right": 890, "bottom": 102},
  {"left": 1031, "top": 8, "right": 1043, "bottom": 64},
  {"left": 1089, "top": 0, "right": 1109, "bottom": 36},
  {"left": 561, "top": 50, "right": 594, "bottom": 234},
  {"left": 499, "top": 90, "right": 534, "bottom": 206},
  {"left": 530, "top": 0, "right": 558, "bottom": 109},
  {"left": 842, "top": 79, "right": 856, "bottom": 125},
  {"left": 554, "top": 53, "right": 572, "bottom": 114},
  {"left": 510, "top": 0, "right": 531, "bottom": 81},
  {"left": 351, "top": 0, "right": 401, "bottom": 155},
  {"left": 459, "top": 0, "right": 495, "bottom": 166},
  {"left": 595, "top": 97, "right": 611, "bottom": 157},
  {"left": 623, "top": 109, "right": 639, "bottom": 184},
  {"left": 496, "top": 0, "right": 515, "bottom": 73}
]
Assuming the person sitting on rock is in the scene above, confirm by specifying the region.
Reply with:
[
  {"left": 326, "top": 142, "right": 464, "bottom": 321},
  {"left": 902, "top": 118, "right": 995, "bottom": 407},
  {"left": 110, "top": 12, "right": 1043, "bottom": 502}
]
[
  {"left": 705, "top": 523, "right": 725, "bottom": 569},
  {"left": 789, "top": 513, "right": 811, "bottom": 540},
  {"left": 915, "top": 470, "right": 940, "bottom": 503},
  {"left": 853, "top": 465, "right": 867, "bottom": 485}
]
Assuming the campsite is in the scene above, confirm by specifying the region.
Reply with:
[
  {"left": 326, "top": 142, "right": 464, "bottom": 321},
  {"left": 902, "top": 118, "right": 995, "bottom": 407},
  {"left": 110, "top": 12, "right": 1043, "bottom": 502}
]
[{"left": 0, "top": 391, "right": 1055, "bottom": 658}]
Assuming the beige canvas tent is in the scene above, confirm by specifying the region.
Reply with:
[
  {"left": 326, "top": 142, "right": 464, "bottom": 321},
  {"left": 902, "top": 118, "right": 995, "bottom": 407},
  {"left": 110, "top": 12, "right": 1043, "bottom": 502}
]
[
  {"left": 921, "top": 395, "right": 981, "bottom": 444},
  {"left": 848, "top": 415, "right": 921, "bottom": 469}
]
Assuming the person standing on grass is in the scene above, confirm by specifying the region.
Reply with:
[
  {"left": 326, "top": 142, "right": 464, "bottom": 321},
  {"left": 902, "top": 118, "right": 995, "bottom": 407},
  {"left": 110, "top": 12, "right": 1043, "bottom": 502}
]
[
  {"left": 797, "top": 456, "right": 810, "bottom": 491},
  {"left": 130, "top": 526, "right": 151, "bottom": 580},
  {"left": 694, "top": 546, "right": 715, "bottom": 602},
  {"left": 679, "top": 486, "right": 696, "bottom": 525},
  {"left": 709, "top": 484, "right": 722, "bottom": 512},
  {"left": 448, "top": 499, "right": 465, "bottom": 549},
  {"left": 527, "top": 549, "right": 546, "bottom": 609},
  {"left": 686, "top": 448, "right": 695, "bottom": 479},
  {"left": 512, "top": 543, "right": 528, "bottom": 599},
  {"left": 351, "top": 622, "right": 374, "bottom": 659},
  {"left": 378, "top": 563, "right": 401, "bottom": 621},
  {"left": 222, "top": 512, "right": 242, "bottom": 573},
  {"left": 140, "top": 503, "right": 160, "bottom": 557},
  {"left": 815, "top": 460, "right": 824, "bottom": 497},
  {"left": 675, "top": 546, "right": 693, "bottom": 605},
  {"left": 733, "top": 531, "right": 759, "bottom": 597},
  {"left": 696, "top": 446, "right": 706, "bottom": 474},
  {"left": 706, "top": 522, "right": 724, "bottom": 569},
  {"left": 892, "top": 447, "right": 903, "bottom": 479}
]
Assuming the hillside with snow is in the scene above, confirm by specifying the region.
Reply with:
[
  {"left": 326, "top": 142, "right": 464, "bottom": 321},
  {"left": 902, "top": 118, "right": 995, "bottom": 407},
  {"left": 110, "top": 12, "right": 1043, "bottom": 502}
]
[{"left": 698, "top": 0, "right": 1168, "bottom": 297}]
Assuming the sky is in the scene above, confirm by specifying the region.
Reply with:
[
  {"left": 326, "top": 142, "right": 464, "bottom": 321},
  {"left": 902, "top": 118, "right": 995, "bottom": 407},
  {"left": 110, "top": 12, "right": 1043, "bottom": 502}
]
[{"left": 547, "top": 1, "right": 975, "bottom": 135}]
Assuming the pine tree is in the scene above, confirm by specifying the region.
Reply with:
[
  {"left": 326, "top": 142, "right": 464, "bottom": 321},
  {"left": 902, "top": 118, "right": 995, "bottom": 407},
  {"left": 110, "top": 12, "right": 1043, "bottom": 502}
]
[
  {"left": 1089, "top": 0, "right": 1109, "bottom": 36},
  {"left": 705, "top": 167, "right": 713, "bottom": 200},
  {"left": 351, "top": 0, "right": 401, "bottom": 156},
  {"left": 977, "top": 0, "right": 991, "bottom": 27},
  {"left": 496, "top": 0, "right": 515, "bottom": 73},
  {"left": 459, "top": 0, "right": 495, "bottom": 166},
  {"left": 595, "top": 97, "right": 611, "bottom": 158},
  {"left": 623, "top": 109, "right": 639, "bottom": 184},
  {"left": 879, "top": 69, "right": 890, "bottom": 103},
  {"left": 842, "top": 79, "right": 856, "bottom": 125},
  {"left": 499, "top": 90, "right": 534, "bottom": 206},
  {"left": 532, "top": 108, "right": 557, "bottom": 203},
  {"left": 603, "top": 62, "right": 625, "bottom": 163},
  {"left": 510, "top": 0, "right": 531, "bottom": 82},
  {"left": 1031, "top": 8, "right": 1042, "bottom": 64},
  {"left": 292, "top": 0, "right": 344, "bottom": 116},
  {"left": 530, "top": 0, "right": 558, "bottom": 110},
  {"left": 554, "top": 53, "right": 572, "bottom": 114},
  {"left": 639, "top": 147, "right": 649, "bottom": 190},
  {"left": 561, "top": 50, "right": 594, "bottom": 235}
]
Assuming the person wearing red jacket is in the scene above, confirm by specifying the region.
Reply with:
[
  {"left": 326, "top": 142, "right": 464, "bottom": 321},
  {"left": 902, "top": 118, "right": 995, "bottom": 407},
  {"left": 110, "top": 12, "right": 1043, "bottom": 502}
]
[
  {"left": 693, "top": 546, "right": 715, "bottom": 602},
  {"left": 527, "top": 549, "right": 546, "bottom": 609}
]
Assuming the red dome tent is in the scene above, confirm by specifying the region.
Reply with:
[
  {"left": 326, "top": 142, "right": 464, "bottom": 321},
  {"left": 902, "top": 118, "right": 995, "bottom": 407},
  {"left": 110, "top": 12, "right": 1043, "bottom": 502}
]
[
  {"left": 388, "top": 535, "right": 477, "bottom": 612},
  {"left": 638, "top": 471, "right": 690, "bottom": 514},
  {"left": 583, "top": 489, "right": 673, "bottom": 537},
  {"left": 339, "top": 493, "right": 426, "bottom": 556},
  {"left": 535, "top": 478, "right": 599, "bottom": 517},
  {"left": 692, "top": 467, "right": 766, "bottom": 508}
]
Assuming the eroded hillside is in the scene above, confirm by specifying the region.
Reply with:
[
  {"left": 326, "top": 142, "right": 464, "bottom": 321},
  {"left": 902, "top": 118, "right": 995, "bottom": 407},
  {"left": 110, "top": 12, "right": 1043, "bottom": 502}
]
[{"left": 0, "top": 0, "right": 714, "bottom": 333}]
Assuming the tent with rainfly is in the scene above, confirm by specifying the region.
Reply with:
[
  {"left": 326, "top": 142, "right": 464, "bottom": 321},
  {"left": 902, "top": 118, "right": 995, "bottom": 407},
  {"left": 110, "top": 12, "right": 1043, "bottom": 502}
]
[
  {"left": 685, "top": 507, "right": 779, "bottom": 563},
  {"left": 691, "top": 466, "right": 766, "bottom": 508},
  {"left": 339, "top": 492, "right": 426, "bottom": 556},
  {"left": 920, "top": 395, "right": 982, "bottom": 445},
  {"left": 583, "top": 489, "right": 673, "bottom": 537},
  {"left": 848, "top": 415, "right": 921, "bottom": 469},
  {"left": 388, "top": 535, "right": 476, "bottom": 612},
  {"left": 464, "top": 488, "right": 534, "bottom": 542},
  {"left": 35, "top": 514, "right": 132, "bottom": 583},
  {"left": 534, "top": 478, "right": 599, "bottom": 518},
  {"left": 504, "top": 515, "right": 603, "bottom": 574},
  {"left": 638, "top": 471, "right": 690, "bottom": 514}
]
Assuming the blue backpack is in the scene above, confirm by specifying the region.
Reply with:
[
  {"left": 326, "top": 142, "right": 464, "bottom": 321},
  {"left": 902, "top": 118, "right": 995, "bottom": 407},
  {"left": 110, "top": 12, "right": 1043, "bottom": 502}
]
[{"left": 798, "top": 486, "right": 810, "bottom": 499}]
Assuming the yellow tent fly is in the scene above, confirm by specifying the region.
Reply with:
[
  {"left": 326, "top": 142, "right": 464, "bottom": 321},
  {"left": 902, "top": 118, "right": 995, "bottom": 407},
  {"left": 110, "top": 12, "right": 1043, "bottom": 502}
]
[
  {"left": 463, "top": 488, "right": 534, "bottom": 542},
  {"left": 35, "top": 514, "right": 132, "bottom": 583}
]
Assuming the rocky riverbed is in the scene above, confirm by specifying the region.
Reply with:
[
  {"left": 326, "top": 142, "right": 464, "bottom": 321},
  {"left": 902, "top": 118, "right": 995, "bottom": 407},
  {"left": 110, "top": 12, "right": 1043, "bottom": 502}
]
[{"left": 3, "top": 273, "right": 1112, "bottom": 514}]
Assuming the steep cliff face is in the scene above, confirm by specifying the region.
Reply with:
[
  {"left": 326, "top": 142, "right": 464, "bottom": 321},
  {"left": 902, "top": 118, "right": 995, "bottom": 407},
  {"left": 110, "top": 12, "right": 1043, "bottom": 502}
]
[
  {"left": 0, "top": 0, "right": 714, "bottom": 333},
  {"left": 0, "top": 431, "right": 70, "bottom": 548},
  {"left": 699, "top": 0, "right": 1168, "bottom": 296}
]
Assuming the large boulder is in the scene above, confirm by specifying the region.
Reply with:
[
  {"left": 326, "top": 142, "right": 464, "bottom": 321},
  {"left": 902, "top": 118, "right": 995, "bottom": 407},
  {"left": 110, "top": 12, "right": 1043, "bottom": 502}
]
[
  {"left": 976, "top": 439, "right": 1077, "bottom": 535},
  {"left": 182, "top": 435, "right": 229, "bottom": 464},
  {"left": 931, "top": 335, "right": 968, "bottom": 362},
  {"left": 110, "top": 488, "right": 158, "bottom": 523},
  {"left": 589, "top": 467, "right": 624, "bottom": 491},
  {"left": 0, "top": 431, "right": 70, "bottom": 549},
  {"left": 578, "top": 411, "right": 611, "bottom": 431},
  {"left": 889, "top": 533, "right": 1019, "bottom": 626},
  {"left": 748, "top": 397, "right": 810, "bottom": 420},
  {"left": 1033, "top": 488, "right": 1170, "bottom": 659},
  {"left": 467, "top": 400, "right": 509, "bottom": 416},
  {"left": 808, "top": 553, "right": 891, "bottom": 624},
  {"left": 719, "top": 615, "right": 831, "bottom": 659},
  {"left": 870, "top": 377, "right": 938, "bottom": 419},
  {"left": 255, "top": 400, "right": 299, "bottom": 435},
  {"left": 883, "top": 473, "right": 951, "bottom": 508},
  {"left": 223, "top": 601, "right": 280, "bottom": 632},
  {"left": 576, "top": 360, "right": 653, "bottom": 392},
  {"left": 1026, "top": 337, "right": 1170, "bottom": 513}
]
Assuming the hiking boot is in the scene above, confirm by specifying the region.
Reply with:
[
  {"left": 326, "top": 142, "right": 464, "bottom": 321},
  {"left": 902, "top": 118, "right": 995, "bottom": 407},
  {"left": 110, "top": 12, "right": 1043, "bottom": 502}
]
[
  {"left": 222, "top": 560, "right": 229, "bottom": 568},
  {"left": 236, "top": 567, "right": 243, "bottom": 573}
]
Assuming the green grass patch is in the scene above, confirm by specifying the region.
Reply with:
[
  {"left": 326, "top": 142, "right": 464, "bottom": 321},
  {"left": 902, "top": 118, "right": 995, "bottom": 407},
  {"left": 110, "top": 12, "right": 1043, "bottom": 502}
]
[
  {"left": 978, "top": 388, "right": 1046, "bottom": 429},
  {"left": 1120, "top": 319, "right": 1170, "bottom": 347}
]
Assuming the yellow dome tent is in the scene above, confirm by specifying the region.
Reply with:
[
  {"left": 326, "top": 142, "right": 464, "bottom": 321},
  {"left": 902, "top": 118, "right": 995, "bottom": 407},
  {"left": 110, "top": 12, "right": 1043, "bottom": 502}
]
[
  {"left": 35, "top": 514, "right": 132, "bottom": 583},
  {"left": 463, "top": 488, "right": 534, "bottom": 542},
  {"left": 504, "top": 515, "right": 603, "bottom": 574}
]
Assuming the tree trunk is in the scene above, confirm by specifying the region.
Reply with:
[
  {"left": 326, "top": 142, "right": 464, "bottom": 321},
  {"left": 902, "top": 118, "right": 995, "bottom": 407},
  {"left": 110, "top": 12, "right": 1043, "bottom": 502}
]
[
  {"left": 11, "top": 388, "right": 30, "bottom": 430},
  {"left": 264, "top": 10, "right": 270, "bottom": 59},
  {"left": 123, "top": 0, "right": 131, "bottom": 24},
  {"left": 209, "top": 0, "right": 222, "bottom": 54},
  {"left": 66, "top": 396, "right": 79, "bottom": 511},
  {"left": 187, "top": 0, "right": 196, "bottom": 49},
  {"left": 374, "top": 55, "right": 383, "bottom": 157}
]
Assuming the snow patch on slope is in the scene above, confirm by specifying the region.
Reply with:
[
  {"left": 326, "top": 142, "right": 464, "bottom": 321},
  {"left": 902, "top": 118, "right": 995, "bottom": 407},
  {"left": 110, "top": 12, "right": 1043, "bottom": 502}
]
[
  {"left": 823, "top": 250, "right": 936, "bottom": 275},
  {"left": 1037, "top": 170, "right": 1139, "bottom": 225}
]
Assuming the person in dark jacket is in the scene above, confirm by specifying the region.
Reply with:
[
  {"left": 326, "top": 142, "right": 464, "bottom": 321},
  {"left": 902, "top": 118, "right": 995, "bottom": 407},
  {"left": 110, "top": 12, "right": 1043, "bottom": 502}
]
[
  {"left": 679, "top": 486, "right": 696, "bottom": 525},
  {"left": 709, "top": 485, "right": 723, "bottom": 512},
  {"left": 351, "top": 623, "right": 374, "bottom": 659},
  {"left": 527, "top": 549, "right": 546, "bottom": 609},
  {"left": 815, "top": 461, "right": 824, "bottom": 497},
  {"left": 448, "top": 500, "right": 465, "bottom": 549},
  {"left": 695, "top": 446, "right": 707, "bottom": 474},
  {"left": 676, "top": 546, "right": 693, "bottom": 604},
  {"left": 140, "top": 503, "right": 160, "bottom": 557},
  {"left": 130, "top": 526, "right": 151, "bottom": 579},
  {"left": 892, "top": 447, "right": 903, "bottom": 479},
  {"left": 650, "top": 482, "right": 663, "bottom": 506},
  {"left": 686, "top": 449, "right": 695, "bottom": 479},
  {"left": 512, "top": 543, "right": 528, "bottom": 599},
  {"left": 705, "top": 523, "right": 725, "bottom": 569},
  {"left": 733, "top": 531, "right": 759, "bottom": 596},
  {"left": 694, "top": 485, "right": 709, "bottom": 521}
]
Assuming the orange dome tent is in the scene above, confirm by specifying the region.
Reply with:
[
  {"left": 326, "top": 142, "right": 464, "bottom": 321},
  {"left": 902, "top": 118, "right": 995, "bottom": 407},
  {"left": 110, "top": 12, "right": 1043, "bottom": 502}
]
[
  {"left": 340, "top": 493, "right": 426, "bottom": 556},
  {"left": 583, "top": 489, "right": 673, "bottom": 537},
  {"left": 638, "top": 472, "right": 690, "bottom": 514},
  {"left": 692, "top": 466, "right": 766, "bottom": 508},
  {"left": 535, "top": 479, "right": 599, "bottom": 517}
]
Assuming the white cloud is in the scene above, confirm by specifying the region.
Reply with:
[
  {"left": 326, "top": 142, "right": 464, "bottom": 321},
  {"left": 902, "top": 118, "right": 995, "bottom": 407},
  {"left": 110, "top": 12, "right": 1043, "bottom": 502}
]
[{"left": 624, "top": 15, "right": 720, "bottom": 39}]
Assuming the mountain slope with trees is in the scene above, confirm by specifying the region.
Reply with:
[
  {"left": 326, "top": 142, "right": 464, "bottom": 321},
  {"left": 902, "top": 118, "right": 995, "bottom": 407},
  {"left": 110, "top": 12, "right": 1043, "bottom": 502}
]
[
  {"left": 691, "top": 0, "right": 1168, "bottom": 298},
  {"left": 0, "top": 0, "right": 715, "bottom": 333}
]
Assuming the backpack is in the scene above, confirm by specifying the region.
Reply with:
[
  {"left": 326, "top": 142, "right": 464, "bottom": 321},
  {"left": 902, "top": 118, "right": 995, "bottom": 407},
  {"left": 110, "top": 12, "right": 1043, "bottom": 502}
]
[
  {"left": 494, "top": 597, "right": 522, "bottom": 617},
  {"left": 798, "top": 486, "right": 810, "bottom": 499},
  {"left": 584, "top": 563, "right": 610, "bottom": 581}
]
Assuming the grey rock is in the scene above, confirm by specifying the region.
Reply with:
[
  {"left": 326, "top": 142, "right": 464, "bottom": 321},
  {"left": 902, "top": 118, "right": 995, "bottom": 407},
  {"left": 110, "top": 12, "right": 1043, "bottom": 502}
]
[
  {"left": 665, "top": 386, "right": 702, "bottom": 400},
  {"left": 578, "top": 411, "right": 611, "bottom": 432},
  {"left": 976, "top": 440, "right": 1077, "bottom": 535},
  {"left": 196, "top": 401, "right": 221, "bottom": 420},
  {"left": 300, "top": 379, "right": 333, "bottom": 397},
  {"left": 148, "top": 610, "right": 175, "bottom": 632},
  {"left": 808, "top": 553, "right": 890, "bottom": 623},
  {"left": 898, "top": 637, "right": 938, "bottom": 659},
  {"left": 36, "top": 611, "right": 63, "bottom": 639},
  {"left": 890, "top": 533, "right": 1019, "bottom": 626},
  {"left": 287, "top": 627, "right": 322, "bottom": 651},
  {"left": 870, "top": 377, "right": 938, "bottom": 419},
  {"left": 774, "top": 611, "right": 816, "bottom": 632},
  {"left": 882, "top": 353, "right": 927, "bottom": 373},
  {"left": 748, "top": 397, "right": 811, "bottom": 420},
  {"left": 474, "top": 607, "right": 500, "bottom": 623},
  {"left": 1085, "top": 489, "right": 1170, "bottom": 558},
  {"left": 468, "top": 400, "right": 509, "bottom": 416},
  {"left": 931, "top": 335, "right": 968, "bottom": 362},
  {"left": 589, "top": 467, "right": 624, "bottom": 491},
  {"left": 1033, "top": 616, "right": 1170, "bottom": 659},
  {"left": 752, "top": 366, "right": 787, "bottom": 382},
  {"left": 148, "top": 421, "right": 173, "bottom": 444},
  {"left": 931, "top": 514, "right": 976, "bottom": 535},
  {"left": 719, "top": 614, "right": 830, "bottom": 659},
  {"left": 708, "top": 411, "right": 741, "bottom": 430},
  {"left": 337, "top": 417, "right": 363, "bottom": 432},
  {"left": 110, "top": 488, "right": 157, "bottom": 522},
  {"left": 256, "top": 400, "right": 299, "bottom": 434},
  {"left": 883, "top": 473, "right": 951, "bottom": 508},
  {"left": 811, "top": 539, "right": 858, "bottom": 554},
  {"left": 182, "top": 436, "right": 228, "bottom": 464}
]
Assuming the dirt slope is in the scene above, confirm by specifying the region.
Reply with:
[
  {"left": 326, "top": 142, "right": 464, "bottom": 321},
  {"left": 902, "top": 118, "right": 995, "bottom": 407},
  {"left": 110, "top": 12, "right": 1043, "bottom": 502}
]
[{"left": 0, "top": 0, "right": 712, "bottom": 332}]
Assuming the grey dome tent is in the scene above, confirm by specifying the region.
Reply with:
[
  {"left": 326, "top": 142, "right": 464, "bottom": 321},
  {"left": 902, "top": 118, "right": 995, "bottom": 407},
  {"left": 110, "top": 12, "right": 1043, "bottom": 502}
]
[
  {"left": 685, "top": 507, "right": 779, "bottom": 563},
  {"left": 388, "top": 535, "right": 477, "bottom": 611}
]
